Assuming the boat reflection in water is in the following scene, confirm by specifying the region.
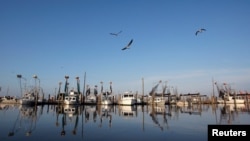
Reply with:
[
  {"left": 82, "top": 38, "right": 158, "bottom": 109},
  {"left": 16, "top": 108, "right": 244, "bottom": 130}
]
[
  {"left": 97, "top": 105, "right": 113, "bottom": 128},
  {"left": 217, "top": 103, "right": 248, "bottom": 124},
  {"left": 148, "top": 105, "right": 171, "bottom": 131},
  {"left": 84, "top": 105, "right": 98, "bottom": 123},
  {"left": 0, "top": 103, "right": 19, "bottom": 111},
  {"left": 1, "top": 103, "right": 250, "bottom": 140},
  {"left": 118, "top": 105, "right": 137, "bottom": 118},
  {"left": 179, "top": 104, "right": 203, "bottom": 116},
  {"left": 55, "top": 105, "right": 81, "bottom": 136},
  {"left": 8, "top": 105, "right": 41, "bottom": 137}
]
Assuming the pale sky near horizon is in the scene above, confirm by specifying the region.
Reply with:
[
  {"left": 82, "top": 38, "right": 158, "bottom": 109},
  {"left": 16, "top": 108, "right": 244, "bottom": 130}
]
[{"left": 1, "top": 0, "right": 250, "bottom": 98}]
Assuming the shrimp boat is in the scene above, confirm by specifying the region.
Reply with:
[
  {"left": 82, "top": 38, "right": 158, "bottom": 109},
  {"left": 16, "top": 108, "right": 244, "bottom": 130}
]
[
  {"left": 98, "top": 81, "right": 114, "bottom": 105},
  {"left": 147, "top": 96, "right": 165, "bottom": 106},
  {"left": 216, "top": 94, "right": 245, "bottom": 104},
  {"left": 64, "top": 89, "right": 81, "bottom": 105},
  {"left": 17, "top": 74, "right": 45, "bottom": 105},
  {"left": 84, "top": 85, "right": 98, "bottom": 105},
  {"left": 117, "top": 91, "right": 137, "bottom": 105},
  {"left": 56, "top": 76, "right": 82, "bottom": 105},
  {"left": 64, "top": 77, "right": 82, "bottom": 105},
  {"left": 20, "top": 86, "right": 43, "bottom": 105},
  {"left": 0, "top": 96, "right": 20, "bottom": 104},
  {"left": 99, "top": 91, "right": 113, "bottom": 105},
  {"left": 20, "top": 92, "right": 36, "bottom": 105},
  {"left": 215, "top": 82, "right": 245, "bottom": 104},
  {"left": 147, "top": 80, "right": 166, "bottom": 106},
  {"left": 0, "top": 87, "right": 20, "bottom": 104}
]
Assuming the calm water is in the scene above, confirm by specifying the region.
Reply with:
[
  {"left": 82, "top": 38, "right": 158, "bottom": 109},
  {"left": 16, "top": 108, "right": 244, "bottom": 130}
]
[{"left": 0, "top": 103, "right": 249, "bottom": 141}]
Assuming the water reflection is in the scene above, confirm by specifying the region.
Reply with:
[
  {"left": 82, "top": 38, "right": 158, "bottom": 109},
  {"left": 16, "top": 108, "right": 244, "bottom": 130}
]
[
  {"left": 0, "top": 103, "right": 249, "bottom": 140},
  {"left": 217, "top": 104, "right": 249, "bottom": 124},
  {"left": 84, "top": 105, "right": 98, "bottom": 123},
  {"left": 8, "top": 105, "right": 40, "bottom": 137},
  {"left": 98, "top": 105, "right": 113, "bottom": 128},
  {"left": 179, "top": 104, "right": 203, "bottom": 115},
  {"left": 55, "top": 105, "right": 81, "bottom": 136},
  {"left": 118, "top": 105, "right": 137, "bottom": 118},
  {"left": 148, "top": 105, "right": 170, "bottom": 131}
]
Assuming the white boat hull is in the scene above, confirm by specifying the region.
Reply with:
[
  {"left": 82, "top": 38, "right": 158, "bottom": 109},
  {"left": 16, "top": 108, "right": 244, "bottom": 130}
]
[
  {"left": 147, "top": 96, "right": 165, "bottom": 106},
  {"left": 217, "top": 94, "right": 245, "bottom": 104},
  {"left": 101, "top": 100, "right": 112, "bottom": 105},
  {"left": 217, "top": 99, "right": 245, "bottom": 104},
  {"left": 118, "top": 92, "right": 137, "bottom": 105},
  {"left": 118, "top": 99, "right": 136, "bottom": 105},
  {"left": 64, "top": 95, "right": 79, "bottom": 105}
]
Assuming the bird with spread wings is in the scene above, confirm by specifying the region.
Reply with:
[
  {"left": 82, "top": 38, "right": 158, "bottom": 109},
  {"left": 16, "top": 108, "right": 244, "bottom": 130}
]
[
  {"left": 195, "top": 28, "right": 206, "bottom": 36},
  {"left": 121, "top": 39, "right": 133, "bottom": 50},
  {"left": 110, "top": 30, "right": 122, "bottom": 36}
]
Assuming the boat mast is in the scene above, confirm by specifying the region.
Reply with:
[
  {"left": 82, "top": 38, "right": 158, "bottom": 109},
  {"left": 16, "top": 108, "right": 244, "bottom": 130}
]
[
  {"left": 17, "top": 74, "right": 26, "bottom": 97},
  {"left": 58, "top": 82, "right": 62, "bottom": 94},
  {"left": 64, "top": 75, "right": 69, "bottom": 95},
  {"left": 162, "top": 81, "right": 167, "bottom": 98},
  {"left": 83, "top": 72, "right": 86, "bottom": 99},
  {"left": 100, "top": 81, "right": 103, "bottom": 94},
  {"left": 109, "top": 81, "right": 112, "bottom": 94},
  {"left": 76, "top": 76, "right": 80, "bottom": 94},
  {"left": 100, "top": 81, "right": 103, "bottom": 103},
  {"left": 142, "top": 77, "right": 144, "bottom": 103},
  {"left": 212, "top": 77, "right": 215, "bottom": 104},
  {"left": 33, "top": 75, "right": 39, "bottom": 105}
]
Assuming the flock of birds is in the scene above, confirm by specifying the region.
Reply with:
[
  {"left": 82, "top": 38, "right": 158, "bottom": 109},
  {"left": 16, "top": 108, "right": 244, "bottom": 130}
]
[{"left": 110, "top": 28, "right": 206, "bottom": 51}]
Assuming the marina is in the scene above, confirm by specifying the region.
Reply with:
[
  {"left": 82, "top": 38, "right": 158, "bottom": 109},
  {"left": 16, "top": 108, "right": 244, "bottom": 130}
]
[
  {"left": 1, "top": 1, "right": 249, "bottom": 141},
  {"left": 0, "top": 75, "right": 250, "bottom": 141},
  {"left": 0, "top": 75, "right": 249, "bottom": 141},
  {"left": 1, "top": 75, "right": 250, "bottom": 107}
]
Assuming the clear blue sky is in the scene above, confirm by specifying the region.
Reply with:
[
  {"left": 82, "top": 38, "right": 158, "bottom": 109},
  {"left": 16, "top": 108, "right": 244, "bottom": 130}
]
[{"left": 1, "top": 0, "right": 250, "bottom": 98}]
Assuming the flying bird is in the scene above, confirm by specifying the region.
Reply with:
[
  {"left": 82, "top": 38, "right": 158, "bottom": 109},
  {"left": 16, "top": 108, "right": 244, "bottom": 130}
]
[
  {"left": 110, "top": 30, "right": 122, "bottom": 36},
  {"left": 195, "top": 28, "right": 206, "bottom": 36},
  {"left": 121, "top": 39, "right": 133, "bottom": 50}
]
